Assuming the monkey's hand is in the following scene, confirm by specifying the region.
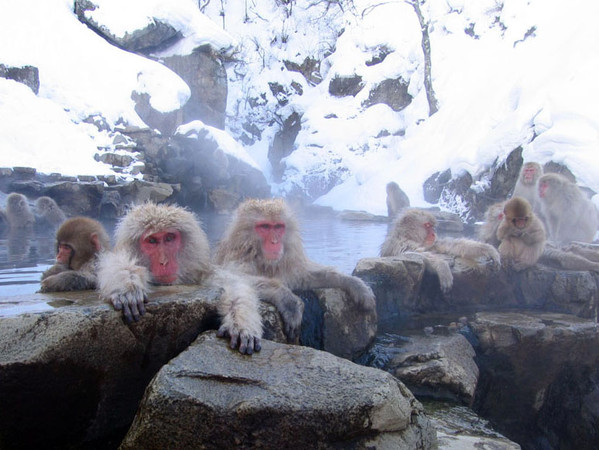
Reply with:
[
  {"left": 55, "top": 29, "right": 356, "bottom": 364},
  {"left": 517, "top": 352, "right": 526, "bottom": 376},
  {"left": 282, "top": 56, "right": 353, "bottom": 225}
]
[
  {"left": 97, "top": 250, "right": 151, "bottom": 323},
  {"left": 346, "top": 278, "right": 377, "bottom": 311},
  {"left": 39, "top": 270, "right": 96, "bottom": 293},
  {"left": 217, "top": 326, "right": 262, "bottom": 355}
]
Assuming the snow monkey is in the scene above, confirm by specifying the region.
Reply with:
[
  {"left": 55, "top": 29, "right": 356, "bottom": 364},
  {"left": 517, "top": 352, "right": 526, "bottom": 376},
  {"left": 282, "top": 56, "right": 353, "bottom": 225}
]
[
  {"left": 512, "top": 162, "right": 543, "bottom": 213},
  {"left": 5, "top": 192, "right": 35, "bottom": 229},
  {"left": 380, "top": 209, "right": 500, "bottom": 293},
  {"left": 97, "top": 203, "right": 262, "bottom": 355},
  {"left": 40, "top": 217, "right": 110, "bottom": 292},
  {"left": 538, "top": 173, "right": 598, "bottom": 244},
  {"left": 386, "top": 181, "right": 410, "bottom": 219},
  {"left": 34, "top": 196, "right": 67, "bottom": 228},
  {"left": 477, "top": 201, "right": 506, "bottom": 248},
  {"left": 496, "top": 197, "right": 546, "bottom": 271},
  {"left": 214, "top": 198, "right": 377, "bottom": 342}
]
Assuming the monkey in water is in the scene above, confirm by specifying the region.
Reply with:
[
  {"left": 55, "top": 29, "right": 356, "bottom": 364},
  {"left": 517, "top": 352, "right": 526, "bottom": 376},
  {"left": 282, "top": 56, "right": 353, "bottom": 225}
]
[
  {"left": 214, "top": 198, "right": 377, "bottom": 342},
  {"left": 97, "top": 202, "right": 263, "bottom": 355},
  {"left": 40, "top": 217, "right": 110, "bottom": 292}
]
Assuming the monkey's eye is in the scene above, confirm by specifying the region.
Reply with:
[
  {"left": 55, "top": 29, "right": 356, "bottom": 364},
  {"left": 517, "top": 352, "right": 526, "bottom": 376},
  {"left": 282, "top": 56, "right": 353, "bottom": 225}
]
[
  {"left": 257, "top": 223, "right": 272, "bottom": 230},
  {"left": 146, "top": 237, "right": 159, "bottom": 244},
  {"left": 164, "top": 233, "right": 177, "bottom": 242},
  {"left": 273, "top": 223, "right": 285, "bottom": 230}
]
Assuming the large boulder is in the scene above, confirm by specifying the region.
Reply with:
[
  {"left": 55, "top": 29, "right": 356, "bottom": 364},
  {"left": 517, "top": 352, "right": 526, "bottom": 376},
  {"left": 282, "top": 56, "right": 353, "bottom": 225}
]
[
  {"left": 354, "top": 255, "right": 599, "bottom": 322},
  {"left": 0, "top": 284, "right": 375, "bottom": 448},
  {"left": 471, "top": 311, "right": 599, "bottom": 450},
  {"left": 120, "top": 331, "right": 438, "bottom": 450}
]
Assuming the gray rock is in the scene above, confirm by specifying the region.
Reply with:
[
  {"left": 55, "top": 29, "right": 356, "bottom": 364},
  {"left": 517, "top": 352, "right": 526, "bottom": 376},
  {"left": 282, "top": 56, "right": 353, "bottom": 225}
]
[
  {"left": 0, "top": 64, "right": 39, "bottom": 94},
  {"left": 120, "top": 331, "right": 438, "bottom": 450},
  {"left": 471, "top": 311, "right": 599, "bottom": 449},
  {"left": 363, "top": 77, "right": 412, "bottom": 112},
  {"left": 387, "top": 333, "right": 479, "bottom": 404}
]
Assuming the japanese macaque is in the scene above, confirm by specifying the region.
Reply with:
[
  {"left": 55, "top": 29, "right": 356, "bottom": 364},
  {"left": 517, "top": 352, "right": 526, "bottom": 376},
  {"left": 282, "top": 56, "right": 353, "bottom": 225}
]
[
  {"left": 386, "top": 181, "right": 410, "bottom": 219},
  {"left": 496, "top": 197, "right": 546, "bottom": 271},
  {"left": 34, "top": 196, "right": 67, "bottom": 227},
  {"left": 97, "top": 203, "right": 262, "bottom": 355},
  {"left": 538, "top": 173, "right": 598, "bottom": 244},
  {"left": 214, "top": 198, "right": 376, "bottom": 341},
  {"left": 40, "top": 217, "right": 110, "bottom": 292},
  {"left": 380, "top": 209, "right": 500, "bottom": 293},
  {"left": 6, "top": 193, "right": 34, "bottom": 229},
  {"left": 477, "top": 201, "right": 505, "bottom": 247},
  {"left": 512, "top": 162, "right": 543, "bottom": 212}
]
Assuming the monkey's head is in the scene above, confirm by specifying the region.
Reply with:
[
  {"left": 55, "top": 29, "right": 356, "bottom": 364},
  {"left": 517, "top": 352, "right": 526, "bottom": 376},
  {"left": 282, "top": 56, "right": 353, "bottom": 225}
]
[
  {"left": 114, "top": 203, "right": 211, "bottom": 285},
  {"left": 398, "top": 209, "right": 437, "bottom": 247},
  {"left": 217, "top": 198, "right": 306, "bottom": 274},
  {"left": 520, "top": 162, "right": 542, "bottom": 185},
  {"left": 55, "top": 217, "right": 110, "bottom": 270},
  {"left": 538, "top": 173, "right": 562, "bottom": 198},
  {"left": 503, "top": 197, "right": 532, "bottom": 230},
  {"left": 35, "top": 196, "right": 55, "bottom": 214},
  {"left": 7, "top": 193, "right": 29, "bottom": 214}
]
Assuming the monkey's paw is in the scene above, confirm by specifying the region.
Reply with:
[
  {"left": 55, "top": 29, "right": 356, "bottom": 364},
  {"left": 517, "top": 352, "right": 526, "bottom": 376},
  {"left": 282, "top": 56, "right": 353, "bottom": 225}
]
[
  {"left": 109, "top": 288, "right": 147, "bottom": 323},
  {"left": 218, "top": 326, "right": 261, "bottom": 355}
]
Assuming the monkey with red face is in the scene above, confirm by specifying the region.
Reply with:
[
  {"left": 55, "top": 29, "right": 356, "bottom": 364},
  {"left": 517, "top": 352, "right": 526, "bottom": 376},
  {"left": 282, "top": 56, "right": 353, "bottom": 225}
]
[
  {"left": 381, "top": 209, "right": 500, "bottom": 293},
  {"left": 97, "top": 203, "right": 262, "bottom": 355},
  {"left": 214, "top": 198, "right": 377, "bottom": 342},
  {"left": 40, "top": 217, "right": 110, "bottom": 292}
]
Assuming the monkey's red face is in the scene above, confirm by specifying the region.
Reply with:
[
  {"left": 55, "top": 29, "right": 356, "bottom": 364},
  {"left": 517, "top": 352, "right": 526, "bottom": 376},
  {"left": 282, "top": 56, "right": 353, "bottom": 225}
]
[
  {"left": 512, "top": 216, "right": 529, "bottom": 229},
  {"left": 423, "top": 222, "right": 436, "bottom": 247},
  {"left": 255, "top": 221, "right": 286, "bottom": 261},
  {"left": 140, "top": 229, "right": 182, "bottom": 284},
  {"left": 56, "top": 243, "right": 73, "bottom": 266},
  {"left": 523, "top": 167, "right": 536, "bottom": 183}
]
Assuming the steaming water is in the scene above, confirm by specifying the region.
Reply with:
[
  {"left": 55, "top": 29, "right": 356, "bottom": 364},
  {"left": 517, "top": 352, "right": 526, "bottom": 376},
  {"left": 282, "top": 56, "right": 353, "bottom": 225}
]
[{"left": 0, "top": 215, "right": 390, "bottom": 298}]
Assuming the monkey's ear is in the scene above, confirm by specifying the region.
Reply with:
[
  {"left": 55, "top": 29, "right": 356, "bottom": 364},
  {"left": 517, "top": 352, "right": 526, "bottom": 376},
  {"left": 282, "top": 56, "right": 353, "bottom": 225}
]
[{"left": 91, "top": 233, "right": 102, "bottom": 251}]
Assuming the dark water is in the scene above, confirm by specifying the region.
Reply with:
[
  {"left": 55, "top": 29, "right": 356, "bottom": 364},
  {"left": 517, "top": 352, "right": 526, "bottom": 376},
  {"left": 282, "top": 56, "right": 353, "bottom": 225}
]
[{"left": 0, "top": 215, "right": 390, "bottom": 298}]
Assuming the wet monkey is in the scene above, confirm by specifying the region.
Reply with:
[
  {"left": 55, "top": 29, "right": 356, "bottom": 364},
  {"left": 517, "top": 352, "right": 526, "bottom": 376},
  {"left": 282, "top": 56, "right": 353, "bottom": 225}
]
[
  {"left": 35, "top": 196, "right": 67, "bottom": 228},
  {"left": 97, "top": 203, "right": 262, "bottom": 354},
  {"left": 477, "top": 201, "right": 505, "bottom": 248},
  {"left": 380, "top": 209, "right": 500, "bottom": 293},
  {"left": 496, "top": 197, "right": 546, "bottom": 270},
  {"left": 538, "top": 173, "right": 598, "bottom": 244},
  {"left": 214, "top": 198, "right": 377, "bottom": 341},
  {"left": 5, "top": 192, "right": 35, "bottom": 229},
  {"left": 40, "top": 217, "right": 110, "bottom": 292}
]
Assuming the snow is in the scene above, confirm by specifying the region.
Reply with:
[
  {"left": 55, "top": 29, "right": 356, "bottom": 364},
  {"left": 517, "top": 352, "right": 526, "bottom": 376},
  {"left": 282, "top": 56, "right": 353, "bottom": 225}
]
[{"left": 0, "top": 0, "right": 598, "bottom": 215}]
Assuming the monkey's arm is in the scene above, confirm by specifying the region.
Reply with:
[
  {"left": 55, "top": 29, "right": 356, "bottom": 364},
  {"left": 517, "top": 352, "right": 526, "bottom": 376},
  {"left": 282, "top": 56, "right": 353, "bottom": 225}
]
[
  {"left": 39, "top": 268, "right": 97, "bottom": 292},
  {"left": 298, "top": 264, "right": 376, "bottom": 311},
  {"left": 97, "top": 250, "right": 151, "bottom": 322},
  {"left": 421, "top": 252, "right": 453, "bottom": 294},
  {"left": 435, "top": 238, "right": 501, "bottom": 268},
  {"left": 211, "top": 269, "right": 263, "bottom": 355},
  {"left": 250, "top": 275, "right": 304, "bottom": 342},
  {"left": 540, "top": 247, "right": 599, "bottom": 272},
  {"left": 41, "top": 263, "right": 69, "bottom": 280}
]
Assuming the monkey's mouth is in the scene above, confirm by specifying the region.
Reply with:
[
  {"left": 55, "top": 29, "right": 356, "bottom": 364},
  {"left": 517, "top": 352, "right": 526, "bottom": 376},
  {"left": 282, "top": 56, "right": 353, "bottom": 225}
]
[{"left": 152, "top": 274, "right": 178, "bottom": 284}]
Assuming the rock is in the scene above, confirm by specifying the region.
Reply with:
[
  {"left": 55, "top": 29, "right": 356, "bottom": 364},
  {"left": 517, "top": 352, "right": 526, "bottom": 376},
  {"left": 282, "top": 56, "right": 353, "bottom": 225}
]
[
  {"left": 386, "top": 333, "right": 479, "bottom": 404},
  {"left": 120, "top": 331, "right": 437, "bottom": 450},
  {"left": 354, "top": 255, "right": 599, "bottom": 322},
  {"left": 269, "top": 111, "right": 302, "bottom": 180},
  {"left": 0, "top": 284, "right": 375, "bottom": 448},
  {"left": 471, "top": 311, "right": 599, "bottom": 449},
  {"left": 0, "top": 64, "right": 40, "bottom": 94},
  {"left": 328, "top": 74, "right": 364, "bottom": 97},
  {"left": 162, "top": 46, "right": 228, "bottom": 129},
  {"left": 428, "top": 402, "right": 521, "bottom": 449},
  {"left": 363, "top": 77, "right": 412, "bottom": 112},
  {"left": 44, "top": 181, "right": 105, "bottom": 216}
]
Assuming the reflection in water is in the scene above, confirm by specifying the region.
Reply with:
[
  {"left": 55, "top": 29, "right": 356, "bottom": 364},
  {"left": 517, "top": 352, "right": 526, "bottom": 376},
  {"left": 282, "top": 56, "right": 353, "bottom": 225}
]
[{"left": 0, "top": 214, "right": 390, "bottom": 297}]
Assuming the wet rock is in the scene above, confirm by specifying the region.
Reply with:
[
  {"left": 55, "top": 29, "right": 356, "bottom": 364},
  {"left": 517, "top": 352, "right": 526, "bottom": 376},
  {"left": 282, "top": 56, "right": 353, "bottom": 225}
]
[
  {"left": 427, "top": 401, "right": 521, "bottom": 450},
  {"left": 44, "top": 180, "right": 105, "bottom": 216},
  {"left": 386, "top": 333, "right": 479, "bottom": 404},
  {"left": 120, "top": 331, "right": 437, "bottom": 450},
  {"left": 471, "top": 311, "right": 599, "bottom": 450},
  {"left": 354, "top": 255, "right": 599, "bottom": 321},
  {"left": 269, "top": 111, "right": 302, "bottom": 180}
]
